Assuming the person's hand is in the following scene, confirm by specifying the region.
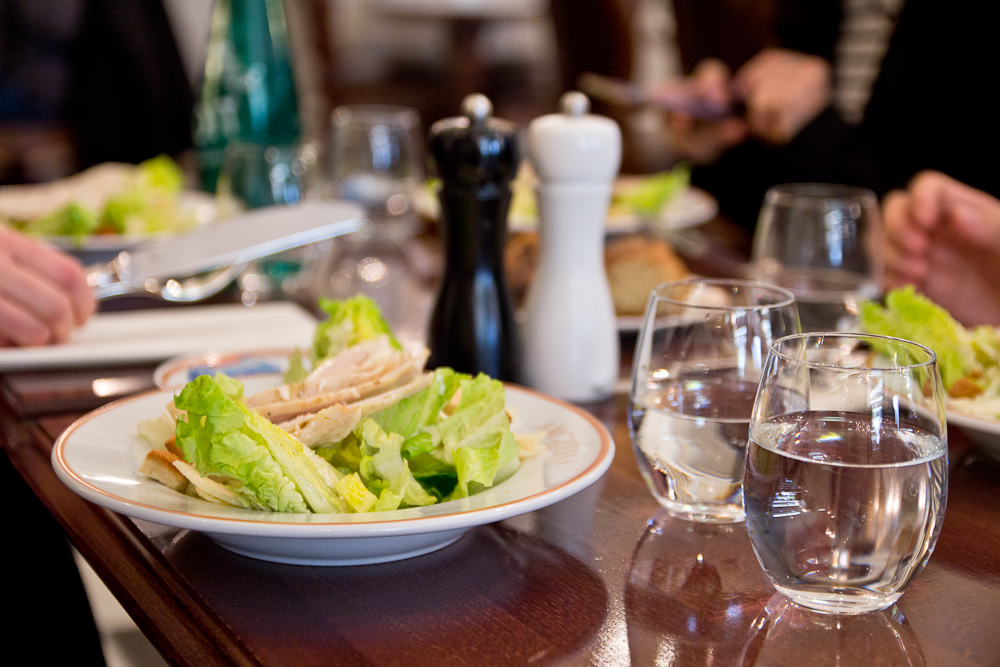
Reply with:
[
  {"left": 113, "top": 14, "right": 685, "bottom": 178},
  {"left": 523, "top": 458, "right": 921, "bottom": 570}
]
[
  {"left": 666, "top": 58, "right": 748, "bottom": 164},
  {"left": 732, "top": 48, "right": 831, "bottom": 145},
  {"left": 883, "top": 171, "right": 1000, "bottom": 326},
  {"left": 0, "top": 228, "right": 96, "bottom": 346}
]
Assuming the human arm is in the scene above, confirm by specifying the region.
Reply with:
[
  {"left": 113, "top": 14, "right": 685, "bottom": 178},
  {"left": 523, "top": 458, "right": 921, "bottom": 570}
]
[{"left": 0, "top": 228, "right": 96, "bottom": 346}]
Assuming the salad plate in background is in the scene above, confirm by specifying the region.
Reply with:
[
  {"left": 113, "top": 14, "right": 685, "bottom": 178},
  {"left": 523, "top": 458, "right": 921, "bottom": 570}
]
[
  {"left": 860, "top": 287, "right": 1000, "bottom": 461},
  {"left": 0, "top": 156, "right": 220, "bottom": 264},
  {"left": 941, "top": 407, "right": 1000, "bottom": 461},
  {"left": 414, "top": 162, "right": 714, "bottom": 234},
  {"left": 52, "top": 376, "right": 614, "bottom": 566}
]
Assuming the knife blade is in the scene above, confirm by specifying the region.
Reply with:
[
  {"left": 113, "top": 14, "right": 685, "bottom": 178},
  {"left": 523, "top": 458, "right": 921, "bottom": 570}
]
[{"left": 89, "top": 200, "right": 364, "bottom": 300}]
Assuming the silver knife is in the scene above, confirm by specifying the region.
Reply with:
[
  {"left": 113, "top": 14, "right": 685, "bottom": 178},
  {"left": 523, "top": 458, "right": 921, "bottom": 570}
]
[{"left": 88, "top": 200, "right": 364, "bottom": 302}]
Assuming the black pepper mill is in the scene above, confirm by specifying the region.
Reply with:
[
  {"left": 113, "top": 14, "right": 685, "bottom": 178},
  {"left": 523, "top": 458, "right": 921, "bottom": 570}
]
[{"left": 426, "top": 94, "right": 521, "bottom": 381}]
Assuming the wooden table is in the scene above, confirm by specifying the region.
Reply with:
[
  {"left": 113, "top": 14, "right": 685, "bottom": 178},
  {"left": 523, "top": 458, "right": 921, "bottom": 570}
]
[{"left": 3, "top": 354, "right": 1000, "bottom": 666}]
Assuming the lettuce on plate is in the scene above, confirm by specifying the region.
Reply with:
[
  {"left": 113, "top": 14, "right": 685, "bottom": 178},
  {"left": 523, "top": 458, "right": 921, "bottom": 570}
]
[
  {"left": 22, "top": 203, "right": 99, "bottom": 239},
  {"left": 174, "top": 374, "right": 344, "bottom": 513},
  {"left": 311, "top": 294, "right": 401, "bottom": 366},
  {"left": 611, "top": 163, "right": 690, "bottom": 218},
  {"left": 166, "top": 367, "right": 522, "bottom": 513},
  {"left": 99, "top": 155, "right": 193, "bottom": 235},
  {"left": 859, "top": 286, "right": 1000, "bottom": 397},
  {"left": 317, "top": 368, "right": 521, "bottom": 504}
]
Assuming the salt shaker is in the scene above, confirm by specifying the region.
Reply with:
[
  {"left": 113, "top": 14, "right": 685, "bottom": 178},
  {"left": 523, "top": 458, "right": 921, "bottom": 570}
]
[
  {"left": 521, "top": 92, "right": 621, "bottom": 401},
  {"left": 426, "top": 94, "right": 521, "bottom": 381}
]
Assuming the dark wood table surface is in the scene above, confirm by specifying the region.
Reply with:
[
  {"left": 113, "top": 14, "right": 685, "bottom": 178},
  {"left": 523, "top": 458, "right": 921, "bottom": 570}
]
[{"left": 3, "top": 347, "right": 1000, "bottom": 666}]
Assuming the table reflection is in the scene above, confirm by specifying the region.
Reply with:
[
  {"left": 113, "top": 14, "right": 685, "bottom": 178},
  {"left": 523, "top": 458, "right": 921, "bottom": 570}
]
[
  {"left": 162, "top": 522, "right": 609, "bottom": 665},
  {"left": 739, "top": 594, "right": 926, "bottom": 667},
  {"left": 625, "top": 510, "right": 772, "bottom": 666}
]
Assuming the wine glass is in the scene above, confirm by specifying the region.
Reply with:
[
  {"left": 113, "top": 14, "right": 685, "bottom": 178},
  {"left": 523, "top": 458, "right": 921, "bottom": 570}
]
[
  {"left": 745, "top": 333, "right": 948, "bottom": 614},
  {"left": 628, "top": 279, "right": 800, "bottom": 523},
  {"left": 310, "top": 105, "right": 428, "bottom": 341},
  {"left": 749, "top": 184, "right": 884, "bottom": 332}
]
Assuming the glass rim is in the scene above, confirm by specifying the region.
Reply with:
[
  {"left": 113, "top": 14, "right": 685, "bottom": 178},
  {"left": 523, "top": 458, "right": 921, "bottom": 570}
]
[
  {"left": 331, "top": 104, "right": 422, "bottom": 127},
  {"left": 649, "top": 278, "right": 797, "bottom": 312},
  {"left": 770, "top": 332, "right": 938, "bottom": 372},
  {"left": 765, "top": 182, "right": 878, "bottom": 206}
]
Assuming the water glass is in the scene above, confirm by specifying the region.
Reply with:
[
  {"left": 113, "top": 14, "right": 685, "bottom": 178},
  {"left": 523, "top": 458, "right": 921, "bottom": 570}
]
[
  {"left": 312, "top": 105, "right": 428, "bottom": 340},
  {"left": 749, "top": 184, "right": 884, "bottom": 332},
  {"left": 745, "top": 333, "right": 948, "bottom": 614},
  {"left": 329, "top": 104, "right": 423, "bottom": 239},
  {"left": 628, "top": 279, "right": 800, "bottom": 523},
  {"left": 216, "top": 141, "right": 320, "bottom": 303}
]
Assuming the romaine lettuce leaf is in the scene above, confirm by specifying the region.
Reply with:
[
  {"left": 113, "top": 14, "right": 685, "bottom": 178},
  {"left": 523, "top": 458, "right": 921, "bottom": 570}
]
[
  {"left": 859, "top": 286, "right": 974, "bottom": 389},
  {"left": 356, "top": 419, "right": 437, "bottom": 507},
  {"left": 370, "top": 367, "right": 466, "bottom": 438},
  {"left": 174, "top": 374, "right": 343, "bottom": 513},
  {"left": 23, "top": 203, "right": 99, "bottom": 239},
  {"left": 311, "top": 295, "right": 401, "bottom": 365}
]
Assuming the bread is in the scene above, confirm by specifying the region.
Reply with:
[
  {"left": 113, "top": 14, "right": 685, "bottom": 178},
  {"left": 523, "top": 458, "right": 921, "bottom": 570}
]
[
  {"left": 504, "top": 231, "right": 539, "bottom": 306},
  {"left": 605, "top": 235, "right": 689, "bottom": 316},
  {"left": 139, "top": 449, "right": 190, "bottom": 493}
]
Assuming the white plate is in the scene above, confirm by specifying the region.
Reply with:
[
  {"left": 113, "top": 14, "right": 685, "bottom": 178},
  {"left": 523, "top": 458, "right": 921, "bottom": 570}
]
[
  {"left": 509, "top": 187, "right": 717, "bottom": 234},
  {"left": 154, "top": 347, "right": 296, "bottom": 389},
  {"left": 413, "top": 181, "right": 716, "bottom": 234},
  {"left": 652, "top": 186, "right": 718, "bottom": 232},
  {"left": 0, "top": 302, "right": 316, "bottom": 371},
  {"left": 945, "top": 407, "right": 1000, "bottom": 461},
  {"left": 52, "top": 378, "right": 615, "bottom": 566}
]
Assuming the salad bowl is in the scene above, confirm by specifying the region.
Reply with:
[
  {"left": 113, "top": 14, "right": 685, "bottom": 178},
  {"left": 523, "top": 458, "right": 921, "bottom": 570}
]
[{"left": 52, "top": 377, "right": 614, "bottom": 566}]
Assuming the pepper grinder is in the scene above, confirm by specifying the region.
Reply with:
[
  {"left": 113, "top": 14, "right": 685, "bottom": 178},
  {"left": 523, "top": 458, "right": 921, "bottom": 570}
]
[
  {"left": 426, "top": 94, "right": 521, "bottom": 381},
  {"left": 521, "top": 92, "right": 621, "bottom": 401}
]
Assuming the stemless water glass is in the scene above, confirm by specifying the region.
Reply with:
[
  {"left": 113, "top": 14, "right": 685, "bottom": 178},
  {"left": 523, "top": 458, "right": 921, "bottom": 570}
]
[
  {"left": 216, "top": 140, "right": 320, "bottom": 303},
  {"left": 310, "top": 105, "right": 427, "bottom": 339},
  {"left": 745, "top": 333, "right": 948, "bottom": 614},
  {"left": 749, "top": 184, "right": 884, "bottom": 332},
  {"left": 628, "top": 279, "right": 800, "bottom": 523},
  {"left": 329, "top": 104, "right": 423, "bottom": 238}
]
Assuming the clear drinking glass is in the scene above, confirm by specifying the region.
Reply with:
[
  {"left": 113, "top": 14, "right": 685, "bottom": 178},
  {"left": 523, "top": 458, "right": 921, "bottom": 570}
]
[
  {"left": 749, "top": 184, "right": 884, "bottom": 332},
  {"left": 329, "top": 104, "right": 423, "bottom": 239},
  {"left": 216, "top": 140, "right": 320, "bottom": 304},
  {"left": 628, "top": 279, "right": 800, "bottom": 523},
  {"left": 309, "top": 105, "right": 429, "bottom": 340},
  {"left": 745, "top": 333, "right": 948, "bottom": 614}
]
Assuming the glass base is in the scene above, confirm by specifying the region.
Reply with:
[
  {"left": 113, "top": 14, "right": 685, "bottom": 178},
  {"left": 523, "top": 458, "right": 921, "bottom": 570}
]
[
  {"left": 775, "top": 585, "right": 901, "bottom": 615},
  {"left": 656, "top": 498, "right": 745, "bottom": 524}
]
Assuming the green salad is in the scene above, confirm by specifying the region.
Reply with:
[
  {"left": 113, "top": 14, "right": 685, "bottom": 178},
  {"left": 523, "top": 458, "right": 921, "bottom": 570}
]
[
  {"left": 860, "top": 286, "right": 1000, "bottom": 402},
  {"left": 4, "top": 155, "right": 197, "bottom": 241},
  {"left": 140, "top": 296, "right": 530, "bottom": 514}
]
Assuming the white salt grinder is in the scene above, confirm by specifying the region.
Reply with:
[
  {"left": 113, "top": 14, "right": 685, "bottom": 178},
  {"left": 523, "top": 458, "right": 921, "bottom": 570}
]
[{"left": 521, "top": 91, "right": 621, "bottom": 402}]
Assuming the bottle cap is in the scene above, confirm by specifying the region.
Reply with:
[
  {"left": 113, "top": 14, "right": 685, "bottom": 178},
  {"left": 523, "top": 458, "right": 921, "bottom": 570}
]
[
  {"left": 528, "top": 91, "right": 621, "bottom": 184},
  {"left": 428, "top": 94, "right": 519, "bottom": 198}
]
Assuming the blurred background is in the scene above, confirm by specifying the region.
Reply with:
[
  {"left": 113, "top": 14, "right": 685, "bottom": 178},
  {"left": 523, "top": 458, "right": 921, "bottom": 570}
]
[{"left": 0, "top": 0, "right": 707, "bottom": 185}]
